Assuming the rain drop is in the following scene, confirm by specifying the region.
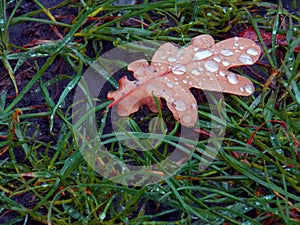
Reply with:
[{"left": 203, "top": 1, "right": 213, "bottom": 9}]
[
  {"left": 227, "top": 73, "right": 239, "bottom": 84},
  {"left": 222, "top": 60, "right": 230, "bottom": 67},
  {"left": 191, "top": 103, "right": 197, "bottom": 109},
  {"left": 173, "top": 100, "right": 187, "bottom": 111},
  {"left": 166, "top": 82, "right": 174, "bottom": 88},
  {"left": 182, "top": 115, "right": 192, "bottom": 124},
  {"left": 220, "top": 49, "right": 234, "bottom": 56},
  {"left": 213, "top": 55, "right": 221, "bottom": 63},
  {"left": 244, "top": 84, "right": 254, "bottom": 94},
  {"left": 219, "top": 71, "right": 226, "bottom": 76},
  {"left": 168, "top": 57, "right": 177, "bottom": 63},
  {"left": 238, "top": 54, "right": 253, "bottom": 65},
  {"left": 172, "top": 64, "right": 186, "bottom": 75},
  {"left": 191, "top": 69, "right": 200, "bottom": 76},
  {"left": 193, "top": 50, "right": 212, "bottom": 60},
  {"left": 204, "top": 60, "right": 219, "bottom": 72},
  {"left": 246, "top": 47, "right": 259, "bottom": 56},
  {"left": 234, "top": 37, "right": 239, "bottom": 47},
  {"left": 183, "top": 79, "right": 188, "bottom": 84}
]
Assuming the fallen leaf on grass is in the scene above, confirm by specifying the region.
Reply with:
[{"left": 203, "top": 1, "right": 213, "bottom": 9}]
[{"left": 108, "top": 34, "right": 261, "bottom": 126}]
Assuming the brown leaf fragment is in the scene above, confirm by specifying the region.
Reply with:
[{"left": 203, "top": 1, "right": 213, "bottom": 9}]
[{"left": 107, "top": 35, "right": 261, "bottom": 127}]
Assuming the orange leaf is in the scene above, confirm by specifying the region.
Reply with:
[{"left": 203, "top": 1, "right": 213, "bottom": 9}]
[{"left": 108, "top": 35, "right": 261, "bottom": 127}]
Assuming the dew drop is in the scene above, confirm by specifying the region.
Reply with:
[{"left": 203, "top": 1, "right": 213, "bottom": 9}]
[
  {"left": 213, "top": 55, "right": 221, "bottom": 63},
  {"left": 227, "top": 73, "right": 239, "bottom": 84},
  {"left": 238, "top": 54, "right": 253, "bottom": 65},
  {"left": 234, "top": 37, "right": 239, "bottom": 47},
  {"left": 191, "top": 103, "right": 197, "bottom": 109},
  {"left": 172, "top": 64, "right": 186, "bottom": 75},
  {"left": 204, "top": 60, "right": 219, "bottom": 72},
  {"left": 246, "top": 47, "right": 259, "bottom": 56},
  {"left": 244, "top": 84, "right": 254, "bottom": 94},
  {"left": 220, "top": 49, "right": 234, "bottom": 56},
  {"left": 182, "top": 115, "right": 192, "bottom": 124},
  {"left": 166, "top": 82, "right": 174, "bottom": 88},
  {"left": 219, "top": 71, "right": 226, "bottom": 77},
  {"left": 222, "top": 60, "right": 230, "bottom": 67},
  {"left": 168, "top": 57, "right": 177, "bottom": 63},
  {"left": 173, "top": 100, "right": 187, "bottom": 111},
  {"left": 183, "top": 79, "right": 188, "bottom": 84},
  {"left": 191, "top": 69, "right": 200, "bottom": 76},
  {"left": 193, "top": 50, "right": 212, "bottom": 60}
]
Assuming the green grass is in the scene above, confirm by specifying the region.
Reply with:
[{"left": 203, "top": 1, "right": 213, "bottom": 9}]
[{"left": 0, "top": 0, "right": 300, "bottom": 224}]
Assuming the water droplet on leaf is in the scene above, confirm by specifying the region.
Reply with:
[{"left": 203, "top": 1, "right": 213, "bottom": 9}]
[
  {"left": 172, "top": 64, "right": 186, "bottom": 75},
  {"left": 238, "top": 54, "right": 253, "bottom": 64},
  {"left": 220, "top": 49, "right": 234, "bottom": 56},
  {"left": 244, "top": 84, "right": 254, "bottom": 94},
  {"left": 182, "top": 115, "right": 192, "bottom": 124},
  {"left": 166, "top": 82, "right": 174, "bottom": 88},
  {"left": 173, "top": 99, "right": 186, "bottom": 111},
  {"left": 227, "top": 73, "right": 239, "bottom": 84},
  {"left": 246, "top": 47, "right": 259, "bottom": 56},
  {"left": 191, "top": 69, "right": 200, "bottom": 76},
  {"left": 204, "top": 60, "right": 219, "bottom": 72},
  {"left": 168, "top": 57, "right": 177, "bottom": 63},
  {"left": 193, "top": 50, "right": 212, "bottom": 60}
]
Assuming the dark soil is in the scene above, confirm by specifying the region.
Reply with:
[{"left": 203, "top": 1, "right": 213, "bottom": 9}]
[{"left": 0, "top": 1, "right": 78, "bottom": 224}]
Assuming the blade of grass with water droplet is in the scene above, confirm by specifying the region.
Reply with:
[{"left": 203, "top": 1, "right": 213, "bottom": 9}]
[{"left": 49, "top": 73, "right": 81, "bottom": 132}]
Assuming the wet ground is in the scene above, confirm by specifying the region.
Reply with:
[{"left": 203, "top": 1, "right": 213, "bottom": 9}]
[{"left": 0, "top": 0, "right": 299, "bottom": 224}]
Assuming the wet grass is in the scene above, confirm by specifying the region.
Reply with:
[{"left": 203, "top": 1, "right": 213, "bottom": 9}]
[{"left": 0, "top": 0, "right": 300, "bottom": 224}]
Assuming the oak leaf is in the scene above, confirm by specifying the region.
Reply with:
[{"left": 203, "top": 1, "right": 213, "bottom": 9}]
[{"left": 107, "top": 35, "right": 261, "bottom": 127}]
